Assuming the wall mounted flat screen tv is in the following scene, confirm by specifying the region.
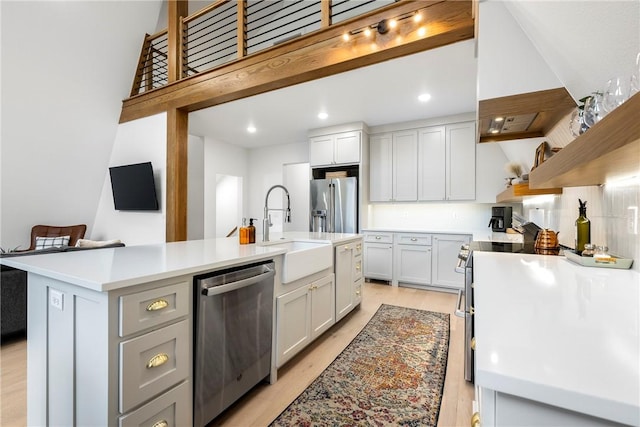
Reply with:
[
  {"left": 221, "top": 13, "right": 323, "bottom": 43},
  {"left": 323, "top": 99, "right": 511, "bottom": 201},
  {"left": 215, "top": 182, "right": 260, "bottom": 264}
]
[{"left": 109, "top": 162, "right": 159, "bottom": 211}]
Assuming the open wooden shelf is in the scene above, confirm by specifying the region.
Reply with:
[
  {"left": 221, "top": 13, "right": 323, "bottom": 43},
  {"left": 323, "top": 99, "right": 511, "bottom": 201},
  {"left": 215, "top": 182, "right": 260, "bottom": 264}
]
[
  {"left": 478, "top": 87, "right": 576, "bottom": 143},
  {"left": 496, "top": 182, "right": 562, "bottom": 203},
  {"left": 529, "top": 92, "right": 640, "bottom": 189}
]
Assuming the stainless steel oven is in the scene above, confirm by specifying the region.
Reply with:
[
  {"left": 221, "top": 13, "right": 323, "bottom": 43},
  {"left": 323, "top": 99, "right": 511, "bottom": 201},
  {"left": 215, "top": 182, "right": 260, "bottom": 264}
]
[{"left": 454, "top": 244, "right": 474, "bottom": 383}]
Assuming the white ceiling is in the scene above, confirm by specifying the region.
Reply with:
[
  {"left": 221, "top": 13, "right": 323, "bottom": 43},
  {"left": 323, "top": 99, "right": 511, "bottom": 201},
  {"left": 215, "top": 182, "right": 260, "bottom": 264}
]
[{"left": 189, "top": 39, "right": 478, "bottom": 148}]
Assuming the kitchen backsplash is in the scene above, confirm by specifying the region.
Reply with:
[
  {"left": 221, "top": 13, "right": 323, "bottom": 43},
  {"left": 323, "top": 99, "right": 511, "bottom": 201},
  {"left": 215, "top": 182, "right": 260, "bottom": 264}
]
[
  {"left": 368, "top": 203, "right": 508, "bottom": 232},
  {"left": 522, "top": 184, "right": 640, "bottom": 272}
]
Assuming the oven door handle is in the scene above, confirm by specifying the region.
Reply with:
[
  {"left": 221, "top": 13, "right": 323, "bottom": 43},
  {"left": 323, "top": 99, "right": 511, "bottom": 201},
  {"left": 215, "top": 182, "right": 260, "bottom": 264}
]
[
  {"left": 454, "top": 289, "right": 465, "bottom": 318},
  {"left": 203, "top": 268, "right": 275, "bottom": 297}
]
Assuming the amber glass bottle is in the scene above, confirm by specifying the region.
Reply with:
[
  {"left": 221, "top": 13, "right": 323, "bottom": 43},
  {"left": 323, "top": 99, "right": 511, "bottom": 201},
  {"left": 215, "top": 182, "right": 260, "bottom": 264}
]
[
  {"left": 239, "top": 218, "right": 249, "bottom": 245},
  {"left": 248, "top": 218, "right": 256, "bottom": 244},
  {"left": 575, "top": 199, "right": 591, "bottom": 254}
]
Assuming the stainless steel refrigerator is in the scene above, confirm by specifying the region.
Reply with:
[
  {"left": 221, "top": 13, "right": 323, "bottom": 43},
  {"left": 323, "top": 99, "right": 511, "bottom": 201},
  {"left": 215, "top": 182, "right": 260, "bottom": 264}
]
[{"left": 309, "top": 177, "right": 357, "bottom": 233}]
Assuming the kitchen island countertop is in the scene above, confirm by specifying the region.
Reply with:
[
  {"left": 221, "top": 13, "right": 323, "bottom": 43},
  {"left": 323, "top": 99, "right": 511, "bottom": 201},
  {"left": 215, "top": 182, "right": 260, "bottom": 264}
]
[
  {"left": 474, "top": 251, "right": 640, "bottom": 426},
  {"left": 0, "top": 232, "right": 360, "bottom": 292}
]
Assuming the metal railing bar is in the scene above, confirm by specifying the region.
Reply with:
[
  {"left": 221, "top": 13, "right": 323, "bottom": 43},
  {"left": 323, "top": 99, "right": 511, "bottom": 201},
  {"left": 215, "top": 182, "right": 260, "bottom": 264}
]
[
  {"left": 247, "top": 1, "right": 318, "bottom": 34},
  {"left": 186, "top": 22, "right": 236, "bottom": 45},
  {"left": 190, "top": 52, "right": 237, "bottom": 69},
  {"left": 185, "top": 8, "right": 236, "bottom": 36},
  {"left": 186, "top": 3, "right": 236, "bottom": 30},
  {"left": 247, "top": 13, "right": 320, "bottom": 44},
  {"left": 246, "top": 0, "right": 282, "bottom": 17},
  {"left": 332, "top": 0, "right": 380, "bottom": 19},
  {"left": 183, "top": 0, "right": 230, "bottom": 24},
  {"left": 186, "top": 35, "right": 236, "bottom": 59},
  {"left": 187, "top": 43, "right": 236, "bottom": 63}
]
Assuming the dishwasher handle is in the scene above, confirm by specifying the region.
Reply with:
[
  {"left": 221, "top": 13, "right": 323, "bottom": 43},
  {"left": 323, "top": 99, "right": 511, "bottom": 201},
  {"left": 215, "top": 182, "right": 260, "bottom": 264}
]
[
  {"left": 454, "top": 289, "right": 465, "bottom": 318},
  {"left": 203, "top": 267, "right": 275, "bottom": 297}
]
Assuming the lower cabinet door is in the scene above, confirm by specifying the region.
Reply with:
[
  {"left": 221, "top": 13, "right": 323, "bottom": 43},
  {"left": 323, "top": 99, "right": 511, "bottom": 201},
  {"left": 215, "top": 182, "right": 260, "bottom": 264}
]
[
  {"left": 276, "top": 285, "right": 312, "bottom": 367},
  {"left": 363, "top": 243, "right": 393, "bottom": 281},
  {"left": 310, "top": 274, "right": 335, "bottom": 339},
  {"left": 119, "top": 320, "right": 190, "bottom": 413},
  {"left": 432, "top": 234, "right": 470, "bottom": 289},
  {"left": 395, "top": 244, "right": 432, "bottom": 285},
  {"left": 119, "top": 381, "right": 191, "bottom": 427}
]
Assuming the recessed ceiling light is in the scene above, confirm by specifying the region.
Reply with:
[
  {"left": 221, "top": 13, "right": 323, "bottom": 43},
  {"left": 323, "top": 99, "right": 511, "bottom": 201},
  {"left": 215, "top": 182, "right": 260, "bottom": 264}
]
[
  {"left": 495, "top": 117, "right": 504, "bottom": 122},
  {"left": 418, "top": 93, "right": 431, "bottom": 102},
  {"left": 247, "top": 125, "right": 256, "bottom": 133},
  {"left": 318, "top": 112, "right": 328, "bottom": 120}
]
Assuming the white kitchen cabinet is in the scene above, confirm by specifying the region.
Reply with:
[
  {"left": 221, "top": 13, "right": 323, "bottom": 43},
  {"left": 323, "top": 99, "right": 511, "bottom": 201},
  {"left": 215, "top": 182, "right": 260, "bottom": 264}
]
[
  {"left": 447, "top": 122, "right": 476, "bottom": 200},
  {"left": 309, "top": 131, "right": 360, "bottom": 167},
  {"left": 394, "top": 233, "right": 432, "bottom": 286},
  {"left": 476, "top": 387, "right": 626, "bottom": 427},
  {"left": 369, "top": 133, "right": 393, "bottom": 202},
  {"left": 432, "top": 234, "right": 471, "bottom": 289},
  {"left": 417, "top": 121, "right": 476, "bottom": 201},
  {"left": 363, "top": 232, "right": 393, "bottom": 282},
  {"left": 369, "top": 131, "right": 418, "bottom": 201},
  {"left": 335, "top": 239, "right": 363, "bottom": 322},
  {"left": 276, "top": 273, "right": 335, "bottom": 367},
  {"left": 418, "top": 126, "right": 446, "bottom": 201}
]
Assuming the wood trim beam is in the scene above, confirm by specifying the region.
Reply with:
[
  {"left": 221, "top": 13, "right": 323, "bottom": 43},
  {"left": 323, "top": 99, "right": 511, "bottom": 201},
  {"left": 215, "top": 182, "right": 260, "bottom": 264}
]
[
  {"left": 166, "top": 108, "right": 189, "bottom": 242},
  {"left": 168, "top": 0, "right": 188, "bottom": 82},
  {"left": 120, "top": 0, "right": 474, "bottom": 123}
]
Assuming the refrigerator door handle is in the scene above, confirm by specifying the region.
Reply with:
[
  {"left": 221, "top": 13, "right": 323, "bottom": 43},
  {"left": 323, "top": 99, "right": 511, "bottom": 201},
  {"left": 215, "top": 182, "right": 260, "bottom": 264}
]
[{"left": 328, "top": 183, "right": 334, "bottom": 233}]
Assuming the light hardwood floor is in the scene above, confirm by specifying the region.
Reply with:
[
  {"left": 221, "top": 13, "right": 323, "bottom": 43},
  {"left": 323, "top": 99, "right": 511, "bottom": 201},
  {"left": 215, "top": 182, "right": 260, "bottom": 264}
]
[{"left": 0, "top": 282, "right": 473, "bottom": 426}]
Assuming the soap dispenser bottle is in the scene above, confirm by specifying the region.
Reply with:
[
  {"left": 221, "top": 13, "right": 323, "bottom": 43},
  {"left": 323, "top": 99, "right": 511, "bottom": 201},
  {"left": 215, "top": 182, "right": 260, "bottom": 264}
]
[
  {"left": 239, "top": 218, "right": 249, "bottom": 245},
  {"left": 575, "top": 199, "right": 591, "bottom": 254},
  {"left": 248, "top": 218, "right": 256, "bottom": 243}
]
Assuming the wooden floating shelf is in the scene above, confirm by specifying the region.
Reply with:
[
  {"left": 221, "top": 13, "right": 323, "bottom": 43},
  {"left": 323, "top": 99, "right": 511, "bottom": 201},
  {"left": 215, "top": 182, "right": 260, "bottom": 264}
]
[
  {"left": 496, "top": 182, "right": 562, "bottom": 203},
  {"left": 529, "top": 92, "right": 640, "bottom": 189}
]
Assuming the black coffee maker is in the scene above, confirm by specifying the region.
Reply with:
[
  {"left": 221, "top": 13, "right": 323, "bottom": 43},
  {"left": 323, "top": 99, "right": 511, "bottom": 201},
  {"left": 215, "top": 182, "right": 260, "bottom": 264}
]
[{"left": 489, "top": 206, "right": 512, "bottom": 232}]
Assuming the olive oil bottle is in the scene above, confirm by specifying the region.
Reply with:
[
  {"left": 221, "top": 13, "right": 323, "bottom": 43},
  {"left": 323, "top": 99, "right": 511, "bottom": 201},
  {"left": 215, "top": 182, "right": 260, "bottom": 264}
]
[{"left": 575, "top": 199, "right": 591, "bottom": 254}]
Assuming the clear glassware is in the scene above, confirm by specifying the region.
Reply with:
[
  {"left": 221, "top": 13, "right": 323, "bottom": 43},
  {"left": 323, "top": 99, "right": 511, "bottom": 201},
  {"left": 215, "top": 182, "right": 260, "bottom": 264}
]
[
  {"left": 603, "top": 77, "right": 629, "bottom": 112},
  {"left": 569, "top": 108, "right": 587, "bottom": 137},
  {"left": 582, "top": 94, "right": 605, "bottom": 128}
]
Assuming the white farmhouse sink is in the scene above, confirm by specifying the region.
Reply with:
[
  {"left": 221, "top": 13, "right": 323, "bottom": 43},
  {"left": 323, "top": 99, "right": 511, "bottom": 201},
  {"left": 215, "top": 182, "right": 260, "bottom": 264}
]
[{"left": 262, "top": 240, "right": 332, "bottom": 283}]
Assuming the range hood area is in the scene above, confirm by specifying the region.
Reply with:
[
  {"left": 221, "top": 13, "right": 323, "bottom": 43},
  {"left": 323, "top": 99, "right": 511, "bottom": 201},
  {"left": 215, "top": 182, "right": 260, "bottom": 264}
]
[{"left": 478, "top": 87, "right": 576, "bottom": 143}]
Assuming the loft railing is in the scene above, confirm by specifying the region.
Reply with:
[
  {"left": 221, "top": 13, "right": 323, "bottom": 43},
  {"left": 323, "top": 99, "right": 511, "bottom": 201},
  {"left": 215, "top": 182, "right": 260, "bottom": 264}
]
[{"left": 130, "top": 0, "right": 397, "bottom": 97}]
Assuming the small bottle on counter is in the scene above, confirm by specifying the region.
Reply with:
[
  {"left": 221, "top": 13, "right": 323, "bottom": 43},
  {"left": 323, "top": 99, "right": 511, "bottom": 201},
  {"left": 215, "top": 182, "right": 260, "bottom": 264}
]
[
  {"left": 239, "top": 218, "right": 249, "bottom": 245},
  {"left": 581, "top": 243, "right": 595, "bottom": 257},
  {"left": 248, "top": 218, "right": 256, "bottom": 244},
  {"left": 575, "top": 199, "right": 591, "bottom": 254}
]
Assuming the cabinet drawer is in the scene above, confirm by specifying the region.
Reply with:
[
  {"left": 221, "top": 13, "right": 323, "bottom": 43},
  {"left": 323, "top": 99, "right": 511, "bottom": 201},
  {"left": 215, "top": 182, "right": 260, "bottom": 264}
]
[
  {"left": 395, "top": 233, "right": 431, "bottom": 246},
  {"left": 120, "top": 282, "right": 189, "bottom": 337},
  {"left": 353, "top": 240, "right": 363, "bottom": 256},
  {"left": 354, "top": 255, "right": 363, "bottom": 280},
  {"left": 364, "top": 233, "right": 393, "bottom": 244},
  {"left": 120, "top": 320, "right": 190, "bottom": 413},
  {"left": 354, "top": 278, "right": 363, "bottom": 304},
  {"left": 119, "top": 381, "right": 191, "bottom": 427}
]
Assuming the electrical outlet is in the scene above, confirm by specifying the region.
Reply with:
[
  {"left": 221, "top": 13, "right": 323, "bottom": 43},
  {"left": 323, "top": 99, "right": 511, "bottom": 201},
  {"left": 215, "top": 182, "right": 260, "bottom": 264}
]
[{"left": 50, "top": 289, "right": 64, "bottom": 311}]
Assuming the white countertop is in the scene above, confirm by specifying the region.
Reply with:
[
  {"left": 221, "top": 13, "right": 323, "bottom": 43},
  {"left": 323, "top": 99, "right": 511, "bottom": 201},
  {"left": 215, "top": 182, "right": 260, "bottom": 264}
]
[
  {"left": 362, "top": 228, "right": 523, "bottom": 243},
  {"left": 0, "top": 232, "right": 361, "bottom": 292},
  {"left": 474, "top": 251, "right": 640, "bottom": 426}
]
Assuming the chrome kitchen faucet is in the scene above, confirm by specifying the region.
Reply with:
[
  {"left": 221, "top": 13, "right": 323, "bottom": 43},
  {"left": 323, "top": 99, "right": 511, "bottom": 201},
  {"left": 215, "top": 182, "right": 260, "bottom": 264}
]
[{"left": 263, "top": 184, "right": 291, "bottom": 242}]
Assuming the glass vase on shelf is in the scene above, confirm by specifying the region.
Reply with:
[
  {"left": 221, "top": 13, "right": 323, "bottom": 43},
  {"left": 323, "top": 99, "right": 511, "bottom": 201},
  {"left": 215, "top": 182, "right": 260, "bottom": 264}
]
[
  {"left": 569, "top": 108, "right": 587, "bottom": 137},
  {"left": 630, "top": 52, "right": 640, "bottom": 97},
  {"left": 603, "top": 77, "right": 630, "bottom": 112},
  {"left": 582, "top": 93, "right": 605, "bottom": 129}
]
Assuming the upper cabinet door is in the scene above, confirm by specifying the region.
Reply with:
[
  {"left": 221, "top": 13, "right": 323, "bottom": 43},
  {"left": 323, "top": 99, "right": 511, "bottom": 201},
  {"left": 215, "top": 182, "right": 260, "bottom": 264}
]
[
  {"left": 309, "top": 135, "right": 335, "bottom": 167},
  {"left": 418, "top": 126, "right": 446, "bottom": 201},
  {"left": 334, "top": 131, "right": 360, "bottom": 165},
  {"left": 447, "top": 122, "right": 476, "bottom": 201},
  {"left": 369, "top": 134, "right": 393, "bottom": 202},
  {"left": 392, "top": 130, "right": 418, "bottom": 201}
]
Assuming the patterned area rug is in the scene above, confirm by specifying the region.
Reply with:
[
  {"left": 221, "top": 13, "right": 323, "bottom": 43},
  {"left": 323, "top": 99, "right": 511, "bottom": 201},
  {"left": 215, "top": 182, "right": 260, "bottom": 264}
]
[{"left": 270, "top": 304, "right": 450, "bottom": 426}]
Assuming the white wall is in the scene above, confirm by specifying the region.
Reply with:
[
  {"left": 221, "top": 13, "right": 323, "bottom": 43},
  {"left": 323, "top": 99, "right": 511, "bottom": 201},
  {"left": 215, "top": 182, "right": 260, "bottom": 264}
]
[
  {"left": 188, "top": 135, "right": 205, "bottom": 240},
  {"left": 202, "top": 137, "right": 249, "bottom": 239},
  {"left": 248, "top": 142, "right": 309, "bottom": 235},
  {"left": 91, "top": 114, "right": 167, "bottom": 246},
  {"left": 0, "top": 0, "right": 162, "bottom": 250}
]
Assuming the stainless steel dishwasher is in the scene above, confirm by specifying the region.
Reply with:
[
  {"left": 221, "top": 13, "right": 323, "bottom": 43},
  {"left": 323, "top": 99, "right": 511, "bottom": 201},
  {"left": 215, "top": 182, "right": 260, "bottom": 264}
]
[{"left": 193, "top": 260, "right": 275, "bottom": 427}]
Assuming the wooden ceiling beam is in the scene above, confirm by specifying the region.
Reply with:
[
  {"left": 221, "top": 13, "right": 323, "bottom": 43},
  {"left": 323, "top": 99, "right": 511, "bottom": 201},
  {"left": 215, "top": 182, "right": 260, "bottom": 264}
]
[{"left": 119, "top": 0, "right": 474, "bottom": 123}]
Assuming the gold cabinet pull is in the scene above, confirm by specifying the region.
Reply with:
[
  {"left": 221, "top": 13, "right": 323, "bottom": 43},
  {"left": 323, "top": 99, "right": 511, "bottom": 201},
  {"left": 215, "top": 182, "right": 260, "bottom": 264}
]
[
  {"left": 470, "top": 337, "right": 476, "bottom": 351},
  {"left": 356, "top": 244, "right": 362, "bottom": 251},
  {"left": 146, "top": 299, "right": 169, "bottom": 312},
  {"left": 355, "top": 263, "right": 361, "bottom": 271},
  {"left": 152, "top": 421, "right": 168, "bottom": 427},
  {"left": 147, "top": 353, "right": 169, "bottom": 369},
  {"left": 471, "top": 412, "right": 481, "bottom": 427}
]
